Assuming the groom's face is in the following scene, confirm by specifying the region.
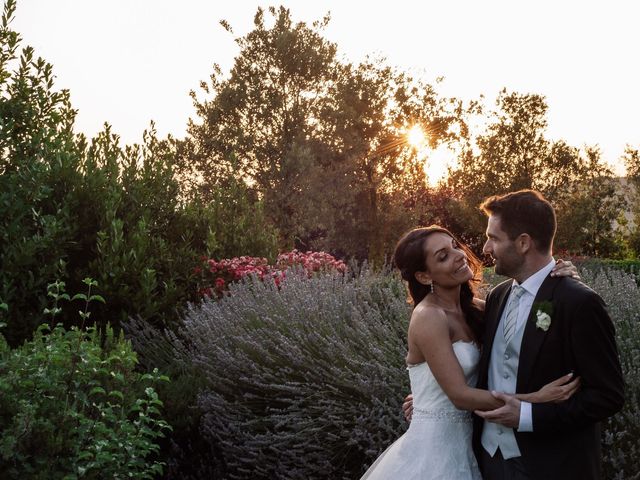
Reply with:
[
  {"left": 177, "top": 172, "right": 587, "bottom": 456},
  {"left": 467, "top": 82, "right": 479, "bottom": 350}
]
[{"left": 483, "top": 215, "right": 523, "bottom": 277}]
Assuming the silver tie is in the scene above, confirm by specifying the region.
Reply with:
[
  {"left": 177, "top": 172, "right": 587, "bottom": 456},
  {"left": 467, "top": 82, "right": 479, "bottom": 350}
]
[{"left": 503, "top": 285, "right": 526, "bottom": 343}]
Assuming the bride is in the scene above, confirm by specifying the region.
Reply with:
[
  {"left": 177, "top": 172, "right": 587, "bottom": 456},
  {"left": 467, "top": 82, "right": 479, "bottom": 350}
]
[{"left": 361, "top": 226, "right": 579, "bottom": 479}]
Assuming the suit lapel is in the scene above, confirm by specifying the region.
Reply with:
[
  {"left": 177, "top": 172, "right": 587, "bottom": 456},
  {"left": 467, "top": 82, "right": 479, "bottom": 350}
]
[{"left": 516, "top": 275, "right": 561, "bottom": 392}]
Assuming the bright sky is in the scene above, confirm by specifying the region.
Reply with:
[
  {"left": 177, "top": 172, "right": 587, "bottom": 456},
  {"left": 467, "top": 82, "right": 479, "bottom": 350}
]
[{"left": 12, "top": 0, "right": 640, "bottom": 178}]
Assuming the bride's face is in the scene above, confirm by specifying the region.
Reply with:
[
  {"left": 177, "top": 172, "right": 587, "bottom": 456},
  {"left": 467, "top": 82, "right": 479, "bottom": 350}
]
[{"left": 421, "top": 232, "right": 473, "bottom": 287}]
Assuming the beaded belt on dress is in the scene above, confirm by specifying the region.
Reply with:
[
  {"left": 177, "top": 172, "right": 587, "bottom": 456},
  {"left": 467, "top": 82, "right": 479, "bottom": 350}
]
[{"left": 412, "top": 407, "right": 471, "bottom": 422}]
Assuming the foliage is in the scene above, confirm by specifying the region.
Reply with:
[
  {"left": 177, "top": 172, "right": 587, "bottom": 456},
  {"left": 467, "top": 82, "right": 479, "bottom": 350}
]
[
  {"left": 622, "top": 146, "right": 640, "bottom": 257},
  {"left": 623, "top": 146, "right": 640, "bottom": 188},
  {"left": 0, "top": 0, "right": 278, "bottom": 345},
  {"left": 183, "top": 6, "right": 468, "bottom": 260},
  {"left": 578, "top": 258, "right": 640, "bottom": 280},
  {"left": 190, "top": 174, "right": 279, "bottom": 261},
  {"left": 554, "top": 148, "right": 628, "bottom": 258},
  {"left": 124, "top": 316, "right": 221, "bottom": 480},
  {"left": 447, "top": 90, "right": 584, "bottom": 206},
  {"left": 183, "top": 6, "right": 338, "bottom": 244},
  {"left": 0, "top": 279, "right": 171, "bottom": 479},
  {"left": 446, "top": 90, "right": 630, "bottom": 257},
  {"left": 0, "top": 0, "right": 77, "bottom": 344}
]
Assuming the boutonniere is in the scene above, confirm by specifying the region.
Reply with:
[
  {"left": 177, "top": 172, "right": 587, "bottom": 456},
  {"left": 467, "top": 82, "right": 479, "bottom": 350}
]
[{"left": 534, "top": 301, "right": 553, "bottom": 331}]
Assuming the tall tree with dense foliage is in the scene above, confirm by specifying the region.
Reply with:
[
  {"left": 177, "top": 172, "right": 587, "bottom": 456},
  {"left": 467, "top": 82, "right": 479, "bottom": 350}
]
[
  {"left": 183, "top": 6, "right": 338, "bottom": 244},
  {"left": 554, "top": 147, "right": 627, "bottom": 257},
  {"left": 622, "top": 145, "right": 640, "bottom": 255},
  {"left": 319, "top": 59, "right": 467, "bottom": 260}
]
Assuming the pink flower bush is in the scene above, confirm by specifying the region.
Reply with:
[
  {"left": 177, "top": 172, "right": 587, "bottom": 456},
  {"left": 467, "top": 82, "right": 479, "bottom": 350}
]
[
  {"left": 275, "top": 250, "right": 348, "bottom": 274},
  {"left": 195, "top": 250, "right": 346, "bottom": 298}
]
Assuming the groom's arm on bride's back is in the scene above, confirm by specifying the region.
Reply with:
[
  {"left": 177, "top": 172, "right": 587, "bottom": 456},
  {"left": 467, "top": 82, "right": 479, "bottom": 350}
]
[{"left": 531, "top": 284, "right": 624, "bottom": 433}]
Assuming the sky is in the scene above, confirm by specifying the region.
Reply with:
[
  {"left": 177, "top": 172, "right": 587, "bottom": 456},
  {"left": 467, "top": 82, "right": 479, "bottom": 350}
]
[{"left": 12, "top": 0, "right": 640, "bottom": 177}]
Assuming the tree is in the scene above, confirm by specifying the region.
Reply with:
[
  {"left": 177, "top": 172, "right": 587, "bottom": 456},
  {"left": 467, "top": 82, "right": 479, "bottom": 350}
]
[
  {"left": 624, "top": 145, "right": 640, "bottom": 184},
  {"left": 0, "top": 0, "right": 278, "bottom": 345},
  {"left": 445, "top": 89, "right": 620, "bottom": 254},
  {"left": 0, "top": 0, "right": 78, "bottom": 343},
  {"left": 448, "top": 90, "right": 585, "bottom": 202},
  {"left": 554, "top": 148, "right": 628, "bottom": 257},
  {"left": 183, "top": 6, "right": 338, "bottom": 244},
  {"left": 622, "top": 145, "right": 640, "bottom": 256},
  {"left": 184, "top": 7, "right": 467, "bottom": 260},
  {"left": 319, "top": 60, "right": 466, "bottom": 260}
]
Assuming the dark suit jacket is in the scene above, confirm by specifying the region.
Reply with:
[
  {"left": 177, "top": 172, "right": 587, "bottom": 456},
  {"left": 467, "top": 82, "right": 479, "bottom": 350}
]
[{"left": 473, "top": 275, "right": 624, "bottom": 479}]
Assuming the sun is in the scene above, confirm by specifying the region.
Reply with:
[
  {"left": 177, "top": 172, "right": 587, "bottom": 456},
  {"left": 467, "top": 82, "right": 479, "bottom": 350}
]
[
  {"left": 423, "top": 143, "right": 454, "bottom": 186},
  {"left": 406, "top": 125, "right": 426, "bottom": 148},
  {"left": 405, "top": 125, "right": 455, "bottom": 185}
]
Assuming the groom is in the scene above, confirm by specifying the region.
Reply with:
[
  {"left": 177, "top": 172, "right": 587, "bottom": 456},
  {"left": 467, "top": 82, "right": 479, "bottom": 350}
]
[{"left": 472, "top": 189, "right": 624, "bottom": 479}]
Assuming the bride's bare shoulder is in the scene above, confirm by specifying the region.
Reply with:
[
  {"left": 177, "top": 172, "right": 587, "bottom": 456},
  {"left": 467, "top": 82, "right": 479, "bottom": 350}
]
[
  {"left": 412, "top": 300, "right": 444, "bottom": 317},
  {"left": 410, "top": 302, "right": 448, "bottom": 329}
]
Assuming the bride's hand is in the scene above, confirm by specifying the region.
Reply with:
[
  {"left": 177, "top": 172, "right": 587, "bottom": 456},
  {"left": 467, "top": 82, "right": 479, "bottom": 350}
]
[
  {"left": 551, "top": 259, "right": 580, "bottom": 280},
  {"left": 517, "top": 373, "right": 581, "bottom": 403},
  {"left": 402, "top": 394, "right": 414, "bottom": 422}
]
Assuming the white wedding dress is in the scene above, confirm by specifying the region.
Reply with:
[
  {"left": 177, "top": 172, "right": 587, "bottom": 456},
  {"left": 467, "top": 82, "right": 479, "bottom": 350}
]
[{"left": 361, "top": 341, "right": 482, "bottom": 480}]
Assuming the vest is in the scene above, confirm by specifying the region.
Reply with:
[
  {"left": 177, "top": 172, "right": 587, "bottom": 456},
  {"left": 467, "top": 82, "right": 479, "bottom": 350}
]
[{"left": 480, "top": 308, "right": 528, "bottom": 459}]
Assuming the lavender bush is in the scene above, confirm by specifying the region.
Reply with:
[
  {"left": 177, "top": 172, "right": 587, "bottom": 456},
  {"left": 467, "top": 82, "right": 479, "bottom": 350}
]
[
  {"left": 193, "top": 268, "right": 412, "bottom": 478},
  {"left": 129, "top": 265, "right": 639, "bottom": 479},
  {"left": 579, "top": 268, "right": 640, "bottom": 479},
  {"left": 129, "top": 267, "right": 412, "bottom": 479}
]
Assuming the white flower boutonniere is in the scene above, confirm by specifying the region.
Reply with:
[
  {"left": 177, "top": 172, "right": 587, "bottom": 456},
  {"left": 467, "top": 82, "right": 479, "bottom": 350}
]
[
  {"left": 535, "top": 310, "right": 552, "bottom": 331},
  {"left": 534, "top": 300, "right": 553, "bottom": 331}
]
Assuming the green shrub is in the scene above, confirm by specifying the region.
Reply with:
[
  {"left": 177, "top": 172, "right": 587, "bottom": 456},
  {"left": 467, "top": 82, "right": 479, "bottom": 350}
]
[
  {"left": 0, "top": 0, "right": 279, "bottom": 346},
  {"left": 125, "top": 315, "right": 223, "bottom": 480},
  {"left": 0, "top": 280, "right": 172, "bottom": 479}
]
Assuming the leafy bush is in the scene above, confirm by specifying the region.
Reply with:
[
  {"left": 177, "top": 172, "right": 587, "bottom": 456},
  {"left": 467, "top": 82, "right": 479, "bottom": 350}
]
[
  {"left": 185, "top": 174, "right": 280, "bottom": 262},
  {"left": 0, "top": 280, "right": 172, "bottom": 479},
  {"left": 124, "top": 316, "right": 223, "bottom": 480},
  {"left": 0, "top": 0, "right": 279, "bottom": 345}
]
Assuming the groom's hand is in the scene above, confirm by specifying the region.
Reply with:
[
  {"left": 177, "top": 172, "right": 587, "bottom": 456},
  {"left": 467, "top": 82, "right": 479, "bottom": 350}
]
[
  {"left": 402, "top": 394, "right": 414, "bottom": 423},
  {"left": 474, "top": 391, "right": 521, "bottom": 428}
]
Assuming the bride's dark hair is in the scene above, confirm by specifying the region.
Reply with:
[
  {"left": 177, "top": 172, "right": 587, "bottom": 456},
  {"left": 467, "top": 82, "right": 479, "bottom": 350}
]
[{"left": 393, "top": 225, "right": 485, "bottom": 343}]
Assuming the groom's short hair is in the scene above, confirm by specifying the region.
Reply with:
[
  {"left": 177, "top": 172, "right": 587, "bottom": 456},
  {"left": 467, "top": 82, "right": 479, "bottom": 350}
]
[{"left": 480, "top": 189, "right": 556, "bottom": 253}]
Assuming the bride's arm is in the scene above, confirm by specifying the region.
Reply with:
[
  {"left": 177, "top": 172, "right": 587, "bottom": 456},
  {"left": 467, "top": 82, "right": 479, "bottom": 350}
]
[
  {"left": 515, "top": 374, "right": 581, "bottom": 403},
  {"left": 410, "top": 305, "right": 501, "bottom": 412}
]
